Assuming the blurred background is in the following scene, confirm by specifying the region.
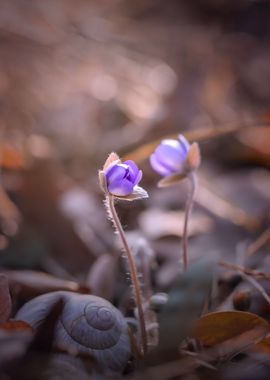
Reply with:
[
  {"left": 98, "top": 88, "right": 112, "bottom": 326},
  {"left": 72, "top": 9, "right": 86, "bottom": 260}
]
[{"left": 0, "top": 0, "right": 269, "bottom": 297}]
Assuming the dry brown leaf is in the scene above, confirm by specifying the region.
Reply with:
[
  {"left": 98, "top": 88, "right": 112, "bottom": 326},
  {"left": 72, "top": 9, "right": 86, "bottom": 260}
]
[
  {"left": 0, "top": 320, "right": 32, "bottom": 332},
  {"left": 253, "top": 336, "right": 270, "bottom": 354},
  {"left": 194, "top": 311, "right": 270, "bottom": 347},
  {"left": 3, "top": 269, "right": 90, "bottom": 299}
]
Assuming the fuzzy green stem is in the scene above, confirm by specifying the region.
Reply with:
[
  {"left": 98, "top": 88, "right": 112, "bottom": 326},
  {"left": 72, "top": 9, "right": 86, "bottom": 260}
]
[
  {"left": 182, "top": 171, "right": 197, "bottom": 271},
  {"left": 107, "top": 194, "right": 147, "bottom": 355}
]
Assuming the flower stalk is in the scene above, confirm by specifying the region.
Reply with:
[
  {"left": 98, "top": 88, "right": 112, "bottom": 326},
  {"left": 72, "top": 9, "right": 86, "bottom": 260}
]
[
  {"left": 107, "top": 194, "right": 148, "bottom": 355},
  {"left": 150, "top": 134, "right": 201, "bottom": 272},
  {"left": 182, "top": 171, "right": 197, "bottom": 271},
  {"left": 99, "top": 153, "right": 148, "bottom": 355}
]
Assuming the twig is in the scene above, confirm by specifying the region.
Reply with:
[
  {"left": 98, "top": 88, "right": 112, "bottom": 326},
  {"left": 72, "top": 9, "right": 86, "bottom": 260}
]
[
  {"left": 218, "top": 260, "right": 270, "bottom": 281},
  {"left": 247, "top": 228, "right": 270, "bottom": 257},
  {"left": 242, "top": 273, "right": 270, "bottom": 307},
  {"left": 218, "top": 260, "right": 270, "bottom": 306}
]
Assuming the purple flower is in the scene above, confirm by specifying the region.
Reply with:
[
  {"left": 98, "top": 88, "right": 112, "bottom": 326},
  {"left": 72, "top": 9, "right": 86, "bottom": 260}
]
[
  {"left": 150, "top": 134, "right": 191, "bottom": 177},
  {"left": 105, "top": 160, "right": 143, "bottom": 196}
]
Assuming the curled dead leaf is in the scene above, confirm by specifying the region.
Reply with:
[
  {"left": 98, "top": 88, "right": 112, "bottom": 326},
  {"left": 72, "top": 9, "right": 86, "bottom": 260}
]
[
  {"left": 103, "top": 152, "right": 120, "bottom": 170},
  {"left": 194, "top": 311, "right": 270, "bottom": 356}
]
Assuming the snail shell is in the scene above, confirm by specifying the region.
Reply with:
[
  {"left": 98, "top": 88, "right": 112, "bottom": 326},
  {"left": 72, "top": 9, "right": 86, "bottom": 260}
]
[{"left": 15, "top": 291, "right": 131, "bottom": 372}]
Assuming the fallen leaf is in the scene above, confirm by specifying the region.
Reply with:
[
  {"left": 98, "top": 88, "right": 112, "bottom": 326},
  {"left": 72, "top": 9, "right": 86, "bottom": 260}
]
[
  {"left": 253, "top": 336, "right": 270, "bottom": 354},
  {"left": 2, "top": 269, "right": 90, "bottom": 300},
  {"left": 194, "top": 311, "right": 270, "bottom": 358},
  {"left": 0, "top": 320, "right": 32, "bottom": 331}
]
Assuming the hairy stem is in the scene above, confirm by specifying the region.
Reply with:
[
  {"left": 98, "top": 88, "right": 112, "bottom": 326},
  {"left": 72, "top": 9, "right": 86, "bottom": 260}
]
[
  {"left": 182, "top": 171, "right": 197, "bottom": 272},
  {"left": 107, "top": 194, "right": 147, "bottom": 355}
]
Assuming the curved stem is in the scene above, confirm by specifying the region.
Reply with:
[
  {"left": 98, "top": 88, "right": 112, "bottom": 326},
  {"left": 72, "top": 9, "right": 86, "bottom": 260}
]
[
  {"left": 107, "top": 195, "right": 147, "bottom": 355},
  {"left": 182, "top": 171, "right": 197, "bottom": 272}
]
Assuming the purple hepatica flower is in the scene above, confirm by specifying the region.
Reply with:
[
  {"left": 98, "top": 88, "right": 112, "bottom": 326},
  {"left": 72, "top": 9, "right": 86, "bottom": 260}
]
[
  {"left": 150, "top": 134, "right": 191, "bottom": 177},
  {"left": 105, "top": 160, "right": 143, "bottom": 197}
]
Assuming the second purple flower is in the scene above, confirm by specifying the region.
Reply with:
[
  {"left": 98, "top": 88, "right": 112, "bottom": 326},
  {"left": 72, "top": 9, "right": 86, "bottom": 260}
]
[{"left": 150, "top": 135, "right": 191, "bottom": 177}]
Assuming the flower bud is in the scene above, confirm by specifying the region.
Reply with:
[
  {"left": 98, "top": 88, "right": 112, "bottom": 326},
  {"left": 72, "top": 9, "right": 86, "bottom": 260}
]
[
  {"left": 150, "top": 135, "right": 190, "bottom": 177},
  {"left": 99, "top": 153, "right": 148, "bottom": 201},
  {"left": 150, "top": 135, "right": 200, "bottom": 187}
]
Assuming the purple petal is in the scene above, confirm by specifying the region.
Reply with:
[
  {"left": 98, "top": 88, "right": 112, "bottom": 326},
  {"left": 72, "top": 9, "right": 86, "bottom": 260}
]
[
  {"left": 123, "top": 160, "right": 139, "bottom": 182},
  {"left": 105, "top": 164, "right": 127, "bottom": 184},
  {"left": 150, "top": 153, "right": 174, "bottom": 176},
  {"left": 178, "top": 134, "right": 190, "bottom": 153},
  {"left": 133, "top": 169, "right": 143, "bottom": 186},
  {"left": 154, "top": 141, "right": 186, "bottom": 172},
  {"left": 108, "top": 178, "right": 134, "bottom": 196}
]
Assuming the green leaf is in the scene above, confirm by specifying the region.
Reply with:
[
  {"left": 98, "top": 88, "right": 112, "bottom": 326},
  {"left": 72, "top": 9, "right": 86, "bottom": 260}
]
[{"left": 145, "top": 259, "right": 215, "bottom": 365}]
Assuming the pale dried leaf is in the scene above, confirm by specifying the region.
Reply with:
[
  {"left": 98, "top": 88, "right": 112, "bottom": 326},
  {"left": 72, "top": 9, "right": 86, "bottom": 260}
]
[
  {"left": 98, "top": 170, "right": 108, "bottom": 193},
  {"left": 103, "top": 152, "right": 120, "bottom": 170},
  {"left": 187, "top": 142, "right": 201, "bottom": 170},
  {"left": 158, "top": 172, "right": 187, "bottom": 188},
  {"left": 115, "top": 186, "right": 149, "bottom": 201}
]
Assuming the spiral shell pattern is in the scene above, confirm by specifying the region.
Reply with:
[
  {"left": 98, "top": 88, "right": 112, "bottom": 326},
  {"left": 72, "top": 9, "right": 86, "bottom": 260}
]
[{"left": 15, "top": 291, "right": 131, "bottom": 372}]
